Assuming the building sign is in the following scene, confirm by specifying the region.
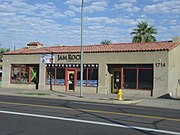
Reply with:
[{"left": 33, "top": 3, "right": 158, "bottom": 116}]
[
  {"left": 41, "top": 54, "right": 55, "bottom": 63},
  {"left": 155, "top": 63, "right": 166, "bottom": 67},
  {"left": 57, "top": 54, "right": 81, "bottom": 62}
]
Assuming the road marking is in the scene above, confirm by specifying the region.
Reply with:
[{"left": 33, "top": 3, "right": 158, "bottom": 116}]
[
  {"left": 0, "top": 110, "right": 180, "bottom": 135},
  {"left": 0, "top": 101, "right": 180, "bottom": 122}
]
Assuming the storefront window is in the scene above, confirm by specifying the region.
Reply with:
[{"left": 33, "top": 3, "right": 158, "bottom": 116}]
[
  {"left": 46, "top": 67, "right": 55, "bottom": 85},
  {"left": 138, "top": 64, "right": 153, "bottom": 68},
  {"left": 76, "top": 68, "right": 98, "bottom": 87},
  {"left": 112, "top": 64, "right": 153, "bottom": 90},
  {"left": 124, "top": 64, "right": 136, "bottom": 68},
  {"left": 77, "top": 69, "right": 87, "bottom": 86},
  {"left": 123, "top": 69, "right": 137, "bottom": 89},
  {"left": 138, "top": 69, "right": 153, "bottom": 89},
  {"left": 45, "top": 64, "right": 98, "bottom": 87},
  {"left": 20, "top": 67, "right": 29, "bottom": 84},
  {"left": 46, "top": 67, "right": 65, "bottom": 85},
  {"left": 88, "top": 68, "right": 98, "bottom": 87},
  {"left": 113, "top": 71, "right": 121, "bottom": 89},
  {"left": 11, "top": 65, "right": 39, "bottom": 84},
  {"left": 31, "top": 67, "right": 39, "bottom": 84},
  {"left": 56, "top": 68, "right": 65, "bottom": 85},
  {"left": 11, "top": 67, "right": 21, "bottom": 83}
]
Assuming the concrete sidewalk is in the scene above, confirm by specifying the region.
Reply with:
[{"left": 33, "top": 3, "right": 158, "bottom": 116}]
[{"left": 0, "top": 88, "right": 180, "bottom": 110}]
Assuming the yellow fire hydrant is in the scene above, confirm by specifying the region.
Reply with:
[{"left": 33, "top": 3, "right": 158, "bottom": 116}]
[{"left": 118, "top": 89, "right": 123, "bottom": 101}]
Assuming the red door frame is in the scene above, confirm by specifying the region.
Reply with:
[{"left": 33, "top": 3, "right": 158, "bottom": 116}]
[{"left": 65, "top": 68, "right": 77, "bottom": 91}]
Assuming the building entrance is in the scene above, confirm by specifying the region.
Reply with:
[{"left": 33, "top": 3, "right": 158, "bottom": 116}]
[
  {"left": 112, "top": 70, "right": 121, "bottom": 93},
  {"left": 110, "top": 64, "right": 153, "bottom": 95},
  {"left": 67, "top": 70, "right": 75, "bottom": 91}
]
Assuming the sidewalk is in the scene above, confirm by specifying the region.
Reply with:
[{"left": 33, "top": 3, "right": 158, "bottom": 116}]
[{"left": 0, "top": 87, "right": 180, "bottom": 110}]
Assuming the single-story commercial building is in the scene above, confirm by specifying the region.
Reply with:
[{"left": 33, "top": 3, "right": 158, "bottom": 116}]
[{"left": 2, "top": 37, "right": 180, "bottom": 98}]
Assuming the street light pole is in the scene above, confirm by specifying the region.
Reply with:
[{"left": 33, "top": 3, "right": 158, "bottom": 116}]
[
  {"left": 50, "top": 53, "right": 53, "bottom": 90},
  {"left": 80, "top": 0, "right": 84, "bottom": 97}
]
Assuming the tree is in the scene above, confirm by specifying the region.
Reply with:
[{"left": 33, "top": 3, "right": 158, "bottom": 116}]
[
  {"left": 130, "top": 21, "right": 157, "bottom": 43},
  {"left": 0, "top": 48, "right": 10, "bottom": 53},
  {"left": 101, "top": 40, "right": 112, "bottom": 45},
  {"left": 0, "top": 48, "right": 10, "bottom": 61}
]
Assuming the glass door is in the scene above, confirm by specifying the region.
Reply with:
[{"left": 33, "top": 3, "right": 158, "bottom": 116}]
[
  {"left": 67, "top": 70, "right": 75, "bottom": 91},
  {"left": 112, "top": 71, "right": 121, "bottom": 93}
]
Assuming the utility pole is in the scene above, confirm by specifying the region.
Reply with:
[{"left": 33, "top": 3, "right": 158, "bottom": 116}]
[{"left": 80, "top": 0, "right": 84, "bottom": 97}]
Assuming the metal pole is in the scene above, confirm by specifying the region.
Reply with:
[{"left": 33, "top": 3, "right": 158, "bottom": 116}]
[
  {"left": 50, "top": 53, "right": 53, "bottom": 90},
  {"left": 80, "top": 0, "right": 84, "bottom": 97}
]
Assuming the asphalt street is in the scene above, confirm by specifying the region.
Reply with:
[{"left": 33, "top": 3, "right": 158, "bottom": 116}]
[{"left": 0, "top": 95, "right": 180, "bottom": 135}]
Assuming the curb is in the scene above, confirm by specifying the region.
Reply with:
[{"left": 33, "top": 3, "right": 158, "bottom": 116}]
[
  {"left": 0, "top": 93, "right": 142, "bottom": 105},
  {"left": 112, "top": 99, "right": 143, "bottom": 105}
]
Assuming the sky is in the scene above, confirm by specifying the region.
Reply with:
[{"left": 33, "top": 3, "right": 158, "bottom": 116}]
[{"left": 0, "top": 0, "right": 180, "bottom": 50}]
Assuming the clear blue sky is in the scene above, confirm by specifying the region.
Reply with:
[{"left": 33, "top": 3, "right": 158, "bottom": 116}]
[{"left": 0, "top": 0, "right": 179, "bottom": 49}]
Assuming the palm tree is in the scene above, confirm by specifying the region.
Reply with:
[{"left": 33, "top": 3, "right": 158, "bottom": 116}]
[
  {"left": 131, "top": 21, "right": 157, "bottom": 43},
  {"left": 101, "top": 40, "right": 112, "bottom": 45}
]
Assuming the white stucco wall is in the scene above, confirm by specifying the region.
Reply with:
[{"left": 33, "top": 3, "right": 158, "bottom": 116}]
[
  {"left": 168, "top": 45, "right": 180, "bottom": 98},
  {"left": 2, "top": 54, "right": 40, "bottom": 89},
  {"left": 83, "top": 51, "right": 169, "bottom": 97},
  {"left": 2, "top": 50, "right": 171, "bottom": 97}
]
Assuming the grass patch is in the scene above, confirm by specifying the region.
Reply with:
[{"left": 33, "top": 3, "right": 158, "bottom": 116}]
[
  {"left": 18, "top": 93, "right": 50, "bottom": 96},
  {"left": 97, "top": 98, "right": 133, "bottom": 101},
  {"left": 123, "top": 99, "right": 132, "bottom": 101},
  {"left": 57, "top": 95, "right": 66, "bottom": 97},
  {"left": 98, "top": 98, "right": 117, "bottom": 100},
  {"left": 98, "top": 98, "right": 109, "bottom": 100}
]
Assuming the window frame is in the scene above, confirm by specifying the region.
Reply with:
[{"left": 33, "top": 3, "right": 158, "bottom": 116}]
[
  {"left": 10, "top": 65, "right": 38, "bottom": 84},
  {"left": 46, "top": 67, "right": 65, "bottom": 86},
  {"left": 76, "top": 67, "right": 98, "bottom": 87},
  {"left": 113, "top": 64, "right": 153, "bottom": 90},
  {"left": 138, "top": 68, "right": 153, "bottom": 90},
  {"left": 46, "top": 66, "right": 98, "bottom": 87}
]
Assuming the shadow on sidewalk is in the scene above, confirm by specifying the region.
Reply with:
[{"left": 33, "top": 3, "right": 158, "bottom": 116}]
[
  {"left": 49, "top": 89, "right": 81, "bottom": 98},
  {"left": 158, "top": 93, "right": 180, "bottom": 101}
]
